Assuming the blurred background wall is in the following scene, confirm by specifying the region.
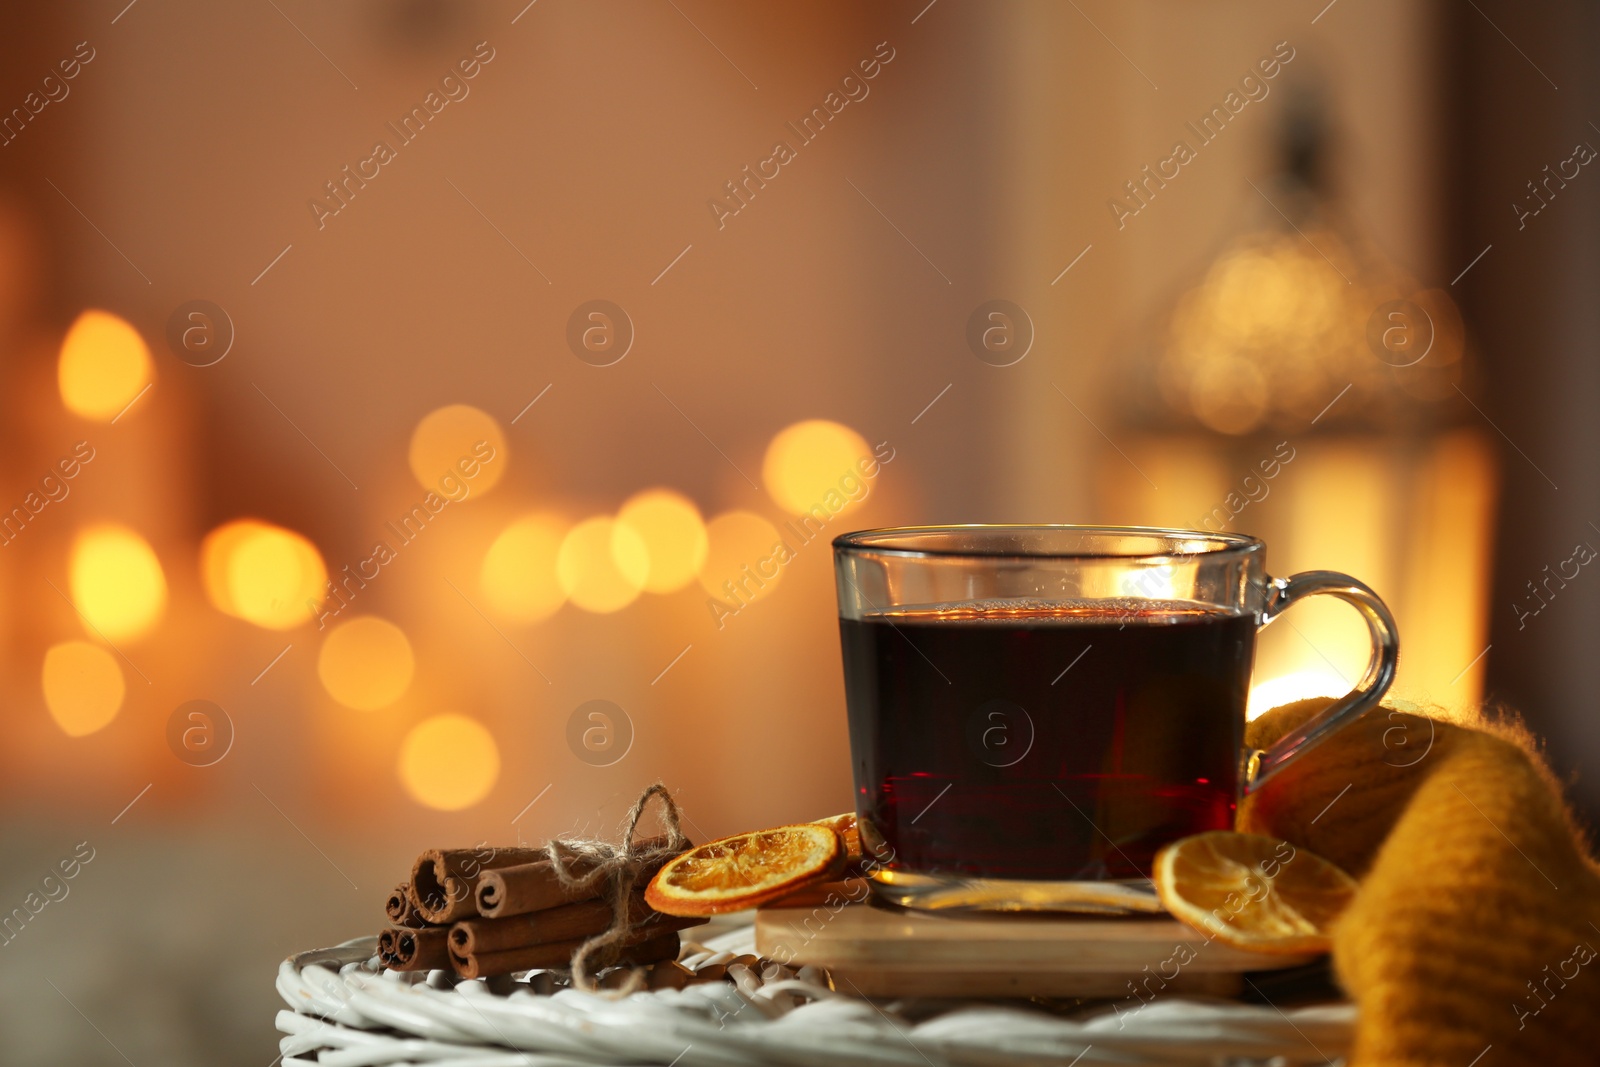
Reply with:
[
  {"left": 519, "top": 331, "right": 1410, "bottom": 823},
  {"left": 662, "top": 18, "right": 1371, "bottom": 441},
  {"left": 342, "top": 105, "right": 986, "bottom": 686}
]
[
  {"left": 1449, "top": 0, "right": 1600, "bottom": 817},
  {"left": 0, "top": 1, "right": 1595, "bottom": 1063}
]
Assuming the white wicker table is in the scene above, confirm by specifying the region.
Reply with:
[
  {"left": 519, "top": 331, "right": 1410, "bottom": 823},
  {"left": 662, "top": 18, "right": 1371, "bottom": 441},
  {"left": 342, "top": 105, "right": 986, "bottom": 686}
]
[{"left": 276, "top": 923, "right": 1354, "bottom": 1066}]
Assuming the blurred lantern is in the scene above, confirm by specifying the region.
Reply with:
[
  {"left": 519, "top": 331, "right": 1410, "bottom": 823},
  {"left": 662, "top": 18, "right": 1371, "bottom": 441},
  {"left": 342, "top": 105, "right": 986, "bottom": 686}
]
[
  {"left": 202, "top": 519, "right": 328, "bottom": 629},
  {"left": 1107, "top": 87, "right": 1497, "bottom": 714},
  {"left": 480, "top": 513, "right": 568, "bottom": 622},
  {"left": 762, "top": 420, "right": 873, "bottom": 515},
  {"left": 318, "top": 615, "right": 415, "bottom": 710},
  {"left": 617, "top": 489, "right": 708, "bottom": 594},
  {"left": 69, "top": 523, "right": 167, "bottom": 641},
  {"left": 42, "top": 640, "right": 125, "bottom": 736},
  {"left": 397, "top": 713, "right": 499, "bottom": 810},
  {"left": 58, "top": 310, "right": 153, "bottom": 421}
]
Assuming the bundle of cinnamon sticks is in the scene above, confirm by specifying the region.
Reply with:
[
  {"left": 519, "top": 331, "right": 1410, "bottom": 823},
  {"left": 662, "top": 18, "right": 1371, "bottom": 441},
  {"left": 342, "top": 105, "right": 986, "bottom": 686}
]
[{"left": 376, "top": 840, "right": 705, "bottom": 979}]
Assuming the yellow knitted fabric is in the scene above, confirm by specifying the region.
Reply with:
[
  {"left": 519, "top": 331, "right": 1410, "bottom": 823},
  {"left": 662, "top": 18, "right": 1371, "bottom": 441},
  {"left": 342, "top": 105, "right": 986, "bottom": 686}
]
[{"left": 1239, "top": 699, "right": 1600, "bottom": 1065}]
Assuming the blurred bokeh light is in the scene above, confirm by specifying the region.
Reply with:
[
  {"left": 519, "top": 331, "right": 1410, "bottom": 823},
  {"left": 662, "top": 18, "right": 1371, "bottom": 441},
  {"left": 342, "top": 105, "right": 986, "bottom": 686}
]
[
  {"left": 557, "top": 515, "right": 649, "bottom": 613},
  {"left": 617, "top": 488, "right": 708, "bottom": 594},
  {"left": 317, "top": 616, "right": 415, "bottom": 711},
  {"left": 480, "top": 513, "right": 569, "bottom": 622},
  {"left": 201, "top": 519, "right": 328, "bottom": 630},
  {"left": 699, "top": 511, "right": 786, "bottom": 605},
  {"left": 1246, "top": 671, "right": 1347, "bottom": 721},
  {"left": 68, "top": 523, "right": 167, "bottom": 641},
  {"left": 56, "top": 309, "right": 151, "bottom": 421},
  {"left": 398, "top": 713, "right": 501, "bottom": 811},
  {"left": 762, "top": 419, "right": 873, "bottom": 515},
  {"left": 41, "top": 640, "right": 125, "bottom": 737},
  {"left": 408, "top": 404, "right": 507, "bottom": 497}
]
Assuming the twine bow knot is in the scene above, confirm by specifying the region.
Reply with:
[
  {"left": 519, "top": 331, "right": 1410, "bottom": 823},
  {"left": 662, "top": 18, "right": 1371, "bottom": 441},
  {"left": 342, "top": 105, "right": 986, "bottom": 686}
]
[{"left": 542, "top": 782, "right": 689, "bottom": 991}]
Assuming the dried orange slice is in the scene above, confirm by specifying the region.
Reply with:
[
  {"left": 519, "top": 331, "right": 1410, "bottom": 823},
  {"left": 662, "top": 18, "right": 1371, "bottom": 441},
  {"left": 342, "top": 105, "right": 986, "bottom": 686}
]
[
  {"left": 645, "top": 824, "right": 845, "bottom": 916},
  {"left": 812, "top": 812, "right": 863, "bottom": 867},
  {"left": 1153, "top": 831, "right": 1357, "bottom": 955}
]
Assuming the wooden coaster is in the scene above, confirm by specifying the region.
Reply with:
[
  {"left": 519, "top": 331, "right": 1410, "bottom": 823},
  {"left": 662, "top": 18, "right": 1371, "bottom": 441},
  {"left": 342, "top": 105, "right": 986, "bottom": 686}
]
[{"left": 755, "top": 900, "right": 1318, "bottom": 998}]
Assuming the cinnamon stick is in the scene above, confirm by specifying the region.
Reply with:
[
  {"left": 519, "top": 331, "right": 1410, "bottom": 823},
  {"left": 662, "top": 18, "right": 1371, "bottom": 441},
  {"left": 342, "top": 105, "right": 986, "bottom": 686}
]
[
  {"left": 377, "top": 928, "right": 401, "bottom": 966},
  {"left": 450, "top": 893, "right": 706, "bottom": 956},
  {"left": 385, "top": 882, "right": 428, "bottom": 927},
  {"left": 454, "top": 895, "right": 614, "bottom": 955},
  {"left": 475, "top": 837, "right": 677, "bottom": 919},
  {"left": 408, "top": 845, "right": 548, "bottom": 924},
  {"left": 381, "top": 926, "right": 452, "bottom": 972},
  {"left": 474, "top": 859, "right": 596, "bottom": 919},
  {"left": 451, "top": 930, "right": 682, "bottom": 980}
]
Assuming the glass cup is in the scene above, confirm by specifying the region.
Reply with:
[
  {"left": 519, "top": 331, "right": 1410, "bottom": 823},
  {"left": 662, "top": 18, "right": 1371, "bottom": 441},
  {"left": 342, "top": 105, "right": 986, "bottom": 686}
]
[{"left": 833, "top": 525, "right": 1398, "bottom": 910}]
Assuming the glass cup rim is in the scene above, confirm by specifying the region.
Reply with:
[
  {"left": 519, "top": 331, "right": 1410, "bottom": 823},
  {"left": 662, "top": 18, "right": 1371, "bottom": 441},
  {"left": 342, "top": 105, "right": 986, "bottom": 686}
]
[{"left": 832, "top": 524, "right": 1264, "bottom": 562}]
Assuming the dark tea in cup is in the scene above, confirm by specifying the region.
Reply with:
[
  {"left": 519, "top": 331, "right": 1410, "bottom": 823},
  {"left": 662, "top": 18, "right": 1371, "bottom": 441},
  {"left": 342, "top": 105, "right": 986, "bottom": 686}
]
[
  {"left": 833, "top": 526, "right": 1398, "bottom": 897},
  {"left": 840, "top": 601, "right": 1254, "bottom": 879}
]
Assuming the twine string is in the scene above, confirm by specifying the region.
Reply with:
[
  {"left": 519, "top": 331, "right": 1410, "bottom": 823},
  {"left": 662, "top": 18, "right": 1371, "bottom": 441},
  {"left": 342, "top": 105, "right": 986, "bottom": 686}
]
[{"left": 542, "top": 782, "right": 689, "bottom": 991}]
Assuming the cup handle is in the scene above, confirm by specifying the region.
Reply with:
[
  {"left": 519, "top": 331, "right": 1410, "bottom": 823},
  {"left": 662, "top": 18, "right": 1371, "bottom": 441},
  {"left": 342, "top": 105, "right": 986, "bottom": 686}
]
[{"left": 1243, "top": 570, "right": 1400, "bottom": 793}]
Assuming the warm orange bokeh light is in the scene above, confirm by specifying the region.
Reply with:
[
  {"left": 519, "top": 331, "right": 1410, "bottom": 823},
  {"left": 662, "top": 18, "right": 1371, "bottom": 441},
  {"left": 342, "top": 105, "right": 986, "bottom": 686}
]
[
  {"left": 698, "top": 511, "right": 785, "bottom": 605},
  {"left": 762, "top": 419, "right": 873, "bottom": 515},
  {"left": 397, "top": 714, "right": 500, "bottom": 811},
  {"left": 201, "top": 519, "right": 328, "bottom": 630},
  {"left": 57, "top": 310, "right": 153, "bottom": 422},
  {"left": 480, "top": 513, "right": 568, "bottom": 622},
  {"left": 408, "top": 404, "right": 506, "bottom": 497},
  {"left": 617, "top": 489, "right": 708, "bottom": 594},
  {"left": 317, "top": 616, "right": 414, "bottom": 710},
  {"left": 42, "top": 640, "right": 126, "bottom": 737},
  {"left": 69, "top": 523, "right": 167, "bottom": 641},
  {"left": 557, "top": 516, "right": 649, "bottom": 613},
  {"left": 1247, "top": 671, "right": 1349, "bottom": 721}
]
